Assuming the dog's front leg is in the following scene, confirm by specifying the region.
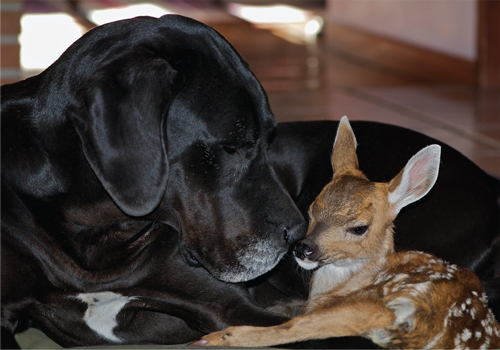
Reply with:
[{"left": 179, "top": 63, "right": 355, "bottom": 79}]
[
  {"left": 266, "top": 298, "right": 306, "bottom": 317},
  {"left": 193, "top": 301, "right": 395, "bottom": 347}
]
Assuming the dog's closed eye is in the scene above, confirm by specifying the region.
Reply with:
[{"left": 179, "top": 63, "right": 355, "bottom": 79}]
[{"left": 222, "top": 145, "right": 238, "bottom": 154}]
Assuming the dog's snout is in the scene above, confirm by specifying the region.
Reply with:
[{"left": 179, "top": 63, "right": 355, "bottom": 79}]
[
  {"left": 282, "top": 221, "right": 306, "bottom": 245},
  {"left": 294, "top": 242, "right": 314, "bottom": 260}
]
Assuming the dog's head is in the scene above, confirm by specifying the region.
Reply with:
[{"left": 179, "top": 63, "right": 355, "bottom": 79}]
[{"left": 65, "top": 15, "right": 305, "bottom": 283}]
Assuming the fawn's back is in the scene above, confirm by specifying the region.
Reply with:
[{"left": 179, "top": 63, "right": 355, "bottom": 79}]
[{"left": 370, "top": 251, "right": 498, "bottom": 348}]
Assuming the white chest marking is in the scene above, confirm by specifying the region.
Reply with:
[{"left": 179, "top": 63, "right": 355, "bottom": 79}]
[
  {"left": 309, "top": 259, "right": 366, "bottom": 298},
  {"left": 75, "top": 292, "right": 137, "bottom": 342}
]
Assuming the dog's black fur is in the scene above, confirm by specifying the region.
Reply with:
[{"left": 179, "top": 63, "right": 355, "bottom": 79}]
[
  {"left": 1, "top": 15, "right": 499, "bottom": 348},
  {"left": 1, "top": 15, "right": 305, "bottom": 348}
]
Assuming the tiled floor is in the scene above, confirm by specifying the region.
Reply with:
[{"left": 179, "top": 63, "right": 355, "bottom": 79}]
[{"left": 213, "top": 21, "right": 500, "bottom": 176}]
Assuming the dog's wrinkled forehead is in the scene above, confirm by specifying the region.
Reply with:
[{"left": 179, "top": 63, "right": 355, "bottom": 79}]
[
  {"left": 180, "top": 74, "right": 274, "bottom": 144},
  {"left": 206, "top": 102, "right": 267, "bottom": 144},
  {"left": 183, "top": 33, "right": 274, "bottom": 132}
]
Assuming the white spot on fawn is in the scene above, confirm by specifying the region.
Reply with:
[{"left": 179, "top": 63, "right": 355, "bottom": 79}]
[
  {"left": 386, "top": 297, "right": 415, "bottom": 330},
  {"left": 460, "top": 328, "right": 472, "bottom": 342},
  {"left": 369, "top": 328, "right": 393, "bottom": 347}
]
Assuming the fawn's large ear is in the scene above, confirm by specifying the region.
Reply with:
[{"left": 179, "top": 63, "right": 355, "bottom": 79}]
[
  {"left": 388, "top": 145, "right": 441, "bottom": 214},
  {"left": 331, "top": 116, "right": 359, "bottom": 174}
]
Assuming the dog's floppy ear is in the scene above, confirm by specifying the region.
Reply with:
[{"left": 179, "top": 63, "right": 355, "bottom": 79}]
[{"left": 67, "top": 53, "right": 178, "bottom": 216}]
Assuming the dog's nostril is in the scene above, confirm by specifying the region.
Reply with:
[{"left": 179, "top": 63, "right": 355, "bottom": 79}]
[
  {"left": 283, "top": 228, "right": 290, "bottom": 242},
  {"left": 282, "top": 222, "right": 307, "bottom": 245}
]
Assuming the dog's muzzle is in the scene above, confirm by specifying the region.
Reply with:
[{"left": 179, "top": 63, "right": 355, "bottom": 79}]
[{"left": 212, "top": 222, "right": 306, "bottom": 283}]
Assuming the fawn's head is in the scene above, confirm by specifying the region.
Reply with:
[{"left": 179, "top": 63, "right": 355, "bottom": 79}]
[{"left": 295, "top": 117, "right": 441, "bottom": 270}]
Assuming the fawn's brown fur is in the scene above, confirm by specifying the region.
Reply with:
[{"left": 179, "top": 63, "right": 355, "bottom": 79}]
[{"left": 196, "top": 117, "right": 500, "bottom": 349}]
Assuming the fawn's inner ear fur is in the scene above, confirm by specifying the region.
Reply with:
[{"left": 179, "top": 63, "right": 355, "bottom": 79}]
[
  {"left": 387, "top": 145, "right": 441, "bottom": 214},
  {"left": 331, "top": 116, "right": 359, "bottom": 174}
]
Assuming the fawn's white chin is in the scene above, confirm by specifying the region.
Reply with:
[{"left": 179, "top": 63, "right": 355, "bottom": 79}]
[{"left": 295, "top": 257, "right": 319, "bottom": 270}]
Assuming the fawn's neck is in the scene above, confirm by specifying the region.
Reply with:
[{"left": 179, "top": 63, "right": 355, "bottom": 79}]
[{"left": 308, "top": 256, "right": 388, "bottom": 304}]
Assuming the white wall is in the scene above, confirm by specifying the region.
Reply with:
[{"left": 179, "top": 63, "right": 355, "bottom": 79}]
[{"left": 326, "top": 0, "right": 477, "bottom": 61}]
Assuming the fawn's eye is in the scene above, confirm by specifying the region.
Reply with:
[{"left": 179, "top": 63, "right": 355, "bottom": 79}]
[{"left": 349, "top": 225, "right": 369, "bottom": 235}]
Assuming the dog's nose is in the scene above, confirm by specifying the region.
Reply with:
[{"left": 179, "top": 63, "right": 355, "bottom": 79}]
[
  {"left": 294, "top": 242, "right": 314, "bottom": 260},
  {"left": 282, "top": 221, "right": 306, "bottom": 245}
]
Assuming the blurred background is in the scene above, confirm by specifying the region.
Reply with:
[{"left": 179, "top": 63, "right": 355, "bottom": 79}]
[{"left": 1, "top": 0, "right": 499, "bottom": 175}]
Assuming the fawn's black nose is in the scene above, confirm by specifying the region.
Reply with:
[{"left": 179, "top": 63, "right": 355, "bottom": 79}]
[{"left": 294, "top": 241, "right": 314, "bottom": 261}]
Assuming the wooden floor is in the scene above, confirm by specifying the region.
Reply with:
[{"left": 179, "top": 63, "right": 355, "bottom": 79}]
[
  {"left": 10, "top": 0, "right": 500, "bottom": 176},
  {"left": 211, "top": 21, "right": 500, "bottom": 176}
]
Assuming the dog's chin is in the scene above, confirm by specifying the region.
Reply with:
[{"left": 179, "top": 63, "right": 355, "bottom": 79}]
[
  {"left": 215, "top": 265, "right": 274, "bottom": 283},
  {"left": 211, "top": 242, "right": 287, "bottom": 283},
  {"left": 295, "top": 257, "right": 319, "bottom": 270}
]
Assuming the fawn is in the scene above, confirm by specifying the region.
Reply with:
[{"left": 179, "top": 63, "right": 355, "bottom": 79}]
[{"left": 194, "top": 116, "right": 500, "bottom": 349}]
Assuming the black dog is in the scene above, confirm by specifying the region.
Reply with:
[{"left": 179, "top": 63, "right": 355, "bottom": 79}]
[
  {"left": 2, "top": 15, "right": 499, "bottom": 348},
  {"left": 1, "top": 15, "right": 305, "bottom": 348}
]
